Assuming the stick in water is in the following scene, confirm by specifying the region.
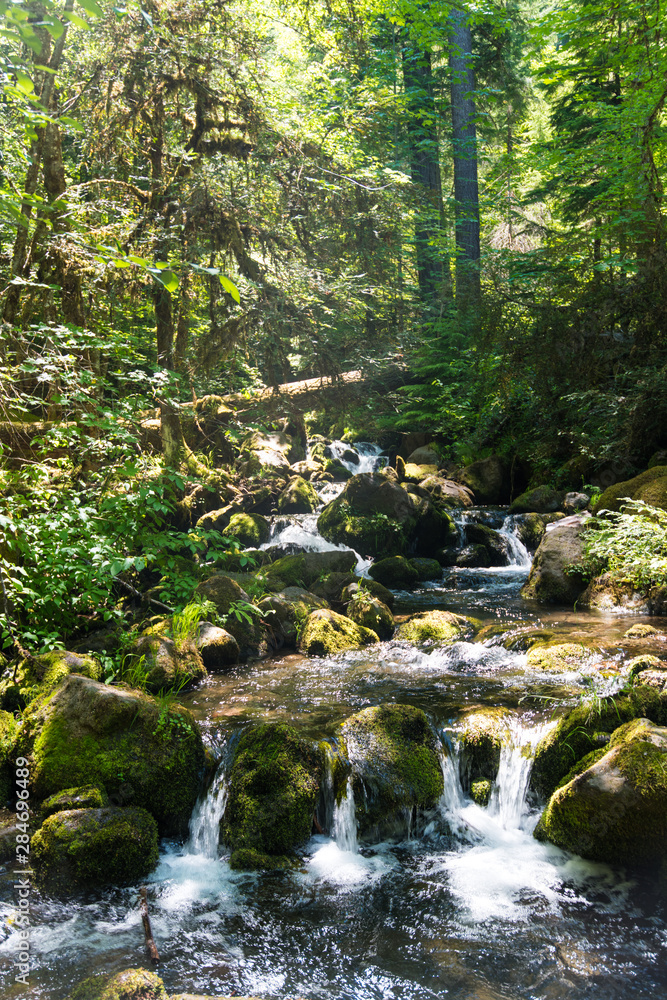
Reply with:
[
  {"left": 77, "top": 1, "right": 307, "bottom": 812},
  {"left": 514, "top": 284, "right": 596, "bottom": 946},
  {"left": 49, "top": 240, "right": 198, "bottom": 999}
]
[{"left": 140, "top": 886, "right": 159, "bottom": 962}]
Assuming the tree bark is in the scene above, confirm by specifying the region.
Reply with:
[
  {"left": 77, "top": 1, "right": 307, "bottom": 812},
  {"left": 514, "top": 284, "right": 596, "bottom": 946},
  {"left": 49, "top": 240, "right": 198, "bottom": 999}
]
[{"left": 449, "top": 8, "right": 481, "bottom": 318}]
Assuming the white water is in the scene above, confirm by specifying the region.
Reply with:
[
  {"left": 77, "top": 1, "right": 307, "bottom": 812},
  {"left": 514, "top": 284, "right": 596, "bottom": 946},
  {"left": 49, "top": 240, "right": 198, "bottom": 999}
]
[
  {"left": 497, "top": 514, "right": 533, "bottom": 569},
  {"left": 186, "top": 764, "right": 229, "bottom": 858},
  {"left": 325, "top": 440, "right": 386, "bottom": 475},
  {"left": 332, "top": 776, "right": 358, "bottom": 853}
]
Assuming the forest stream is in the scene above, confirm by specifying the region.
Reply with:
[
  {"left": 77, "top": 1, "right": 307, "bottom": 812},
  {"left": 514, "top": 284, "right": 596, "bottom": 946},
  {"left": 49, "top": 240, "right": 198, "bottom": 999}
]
[{"left": 1, "top": 445, "right": 666, "bottom": 1000}]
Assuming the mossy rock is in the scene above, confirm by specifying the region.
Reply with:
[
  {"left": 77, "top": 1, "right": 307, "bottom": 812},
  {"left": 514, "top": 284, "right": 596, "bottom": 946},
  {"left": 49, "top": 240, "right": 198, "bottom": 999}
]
[
  {"left": 464, "top": 523, "right": 508, "bottom": 566},
  {"left": 310, "top": 571, "right": 357, "bottom": 607},
  {"left": 535, "top": 718, "right": 667, "bottom": 865},
  {"left": 341, "top": 578, "right": 395, "bottom": 610},
  {"left": 0, "top": 650, "right": 102, "bottom": 712},
  {"left": 257, "top": 588, "right": 329, "bottom": 647},
  {"left": 347, "top": 595, "right": 395, "bottom": 640},
  {"left": 339, "top": 704, "right": 443, "bottom": 840},
  {"left": 195, "top": 624, "right": 240, "bottom": 670},
  {"left": 0, "top": 709, "right": 19, "bottom": 804},
  {"left": 502, "top": 627, "right": 556, "bottom": 652},
  {"left": 459, "top": 455, "right": 509, "bottom": 504},
  {"left": 627, "top": 654, "right": 663, "bottom": 679},
  {"left": 225, "top": 512, "right": 271, "bottom": 547},
  {"left": 41, "top": 784, "right": 108, "bottom": 817},
  {"left": 368, "top": 555, "right": 419, "bottom": 589},
  {"left": 15, "top": 674, "right": 206, "bottom": 836},
  {"left": 133, "top": 635, "right": 206, "bottom": 693},
  {"left": 263, "top": 550, "right": 357, "bottom": 589},
  {"left": 403, "top": 462, "right": 438, "bottom": 482},
  {"left": 471, "top": 779, "right": 492, "bottom": 807},
  {"left": 592, "top": 465, "right": 667, "bottom": 514},
  {"left": 456, "top": 544, "right": 491, "bottom": 568},
  {"left": 395, "top": 610, "right": 467, "bottom": 646},
  {"left": 69, "top": 968, "right": 168, "bottom": 1000},
  {"left": 578, "top": 572, "right": 648, "bottom": 612},
  {"left": 298, "top": 609, "right": 379, "bottom": 656},
  {"left": 628, "top": 655, "right": 667, "bottom": 690},
  {"left": 530, "top": 686, "right": 667, "bottom": 800},
  {"left": 409, "top": 557, "right": 442, "bottom": 581},
  {"left": 458, "top": 708, "right": 511, "bottom": 787},
  {"left": 222, "top": 723, "right": 324, "bottom": 869},
  {"left": 276, "top": 475, "right": 320, "bottom": 514},
  {"left": 525, "top": 642, "right": 596, "bottom": 673},
  {"left": 520, "top": 520, "right": 588, "bottom": 605},
  {"left": 31, "top": 806, "right": 159, "bottom": 891},
  {"left": 415, "top": 475, "right": 473, "bottom": 510},
  {"left": 475, "top": 621, "right": 523, "bottom": 645},
  {"left": 515, "top": 512, "right": 549, "bottom": 551},
  {"left": 509, "top": 486, "right": 564, "bottom": 515},
  {"left": 195, "top": 574, "right": 269, "bottom": 659},
  {"left": 624, "top": 624, "right": 661, "bottom": 639},
  {"left": 323, "top": 458, "right": 353, "bottom": 481}
]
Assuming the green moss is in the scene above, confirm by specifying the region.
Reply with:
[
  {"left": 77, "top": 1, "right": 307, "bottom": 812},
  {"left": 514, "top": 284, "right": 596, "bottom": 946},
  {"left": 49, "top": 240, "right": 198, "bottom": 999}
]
[
  {"left": 624, "top": 623, "right": 660, "bottom": 639},
  {"left": 471, "top": 779, "right": 492, "bottom": 807},
  {"left": 0, "top": 651, "right": 102, "bottom": 711},
  {"left": 347, "top": 595, "right": 395, "bottom": 640},
  {"left": 31, "top": 806, "right": 159, "bottom": 890},
  {"left": 627, "top": 654, "right": 663, "bottom": 679},
  {"left": 42, "top": 784, "right": 108, "bottom": 816},
  {"left": 133, "top": 635, "right": 206, "bottom": 693},
  {"left": 592, "top": 465, "right": 667, "bottom": 514},
  {"left": 264, "top": 550, "right": 357, "bottom": 589},
  {"left": 318, "top": 496, "right": 408, "bottom": 557},
  {"left": 409, "top": 558, "right": 442, "bottom": 581},
  {"left": 222, "top": 723, "right": 324, "bottom": 866},
  {"left": 298, "top": 609, "right": 379, "bottom": 656},
  {"left": 395, "top": 610, "right": 467, "bottom": 646},
  {"left": 530, "top": 686, "right": 667, "bottom": 799},
  {"left": 69, "top": 968, "right": 168, "bottom": 1000},
  {"left": 16, "top": 675, "right": 206, "bottom": 836},
  {"left": 368, "top": 556, "right": 419, "bottom": 589},
  {"left": 509, "top": 486, "right": 563, "bottom": 514},
  {"left": 277, "top": 475, "right": 320, "bottom": 513},
  {"left": 340, "top": 704, "right": 443, "bottom": 839},
  {"left": 225, "top": 512, "right": 270, "bottom": 547},
  {"left": 229, "top": 847, "right": 298, "bottom": 871},
  {"left": 0, "top": 709, "right": 19, "bottom": 803},
  {"left": 525, "top": 642, "right": 596, "bottom": 673},
  {"left": 257, "top": 588, "right": 329, "bottom": 647},
  {"left": 458, "top": 708, "right": 510, "bottom": 785}
]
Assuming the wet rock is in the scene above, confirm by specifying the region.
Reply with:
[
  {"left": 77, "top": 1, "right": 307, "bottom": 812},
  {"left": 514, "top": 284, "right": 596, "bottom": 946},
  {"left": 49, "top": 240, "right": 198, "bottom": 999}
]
[
  {"left": 41, "top": 784, "right": 108, "bottom": 817},
  {"left": 525, "top": 642, "right": 597, "bottom": 673},
  {"left": 414, "top": 475, "right": 473, "bottom": 510},
  {"left": 0, "top": 650, "right": 102, "bottom": 712},
  {"left": 520, "top": 518, "right": 588, "bottom": 605},
  {"left": 409, "top": 557, "right": 442, "bottom": 581},
  {"left": 514, "top": 513, "right": 566, "bottom": 552},
  {"left": 264, "top": 550, "right": 357, "bottom": 589},
  {"left": 225, "top": 512, "right": 271, "bottom": 547},
  {"left": 324, "top": 458, "right": 353, "bottom": 481},
  {"left": 471, "top": 779, "right": 492, "bottom": 807},
  {"left": 257, "top": 588, "right": 329, "bottom": 647},
  {"left": 369, "top": 555, "right": 419, "bottom": 589},
  {"left": 530, "top": 687, "right": 667, "bottom": 799},
  {"left": 458, "top": 708, "right": 511, "bottom": 787},
  {"left": 339, "top": 704, "right": 443, "bottom": 840},
  {"left": 464, "top": 523, "right": 508, "bottom": 566},
  {"left": 624, "top": 624, "right": 661, "bottom": 639},
  {"left": 627, "top": 654, "right": 667, "bottom": 690},
  {"left": 31, "top": 806, "right": 159, "bottom": 890},
  {"left": 395, "top": 610, "right": 468, "bottom": 646},
  {"left": 592, "top": 465, "right": 667, "bottom": 514},
  {"left": 535, "top": 718, "right": 667, "bottom": 865},
  {"left": 276, "top": 475, "right": 320, "bottom": 513},
  {"left": 341, "top": 578, "right": 395, "bottom": 610},
  {"left": 456, "top": 544, "right": 491, "bottom": 568},
  {"left": 222, "top": 723, "right": 324, "bottom": 869},
  {"left": 458, "top": 455, "right": 509, "bottom": 505},
  {"left": 578, "top": 572, "right": 649, "bottom": 612},
  {"left": 195, "top": 624, "right": 240, "bottom": 670},
  {"left": 435, "top": 546, "right": 459, "bottom": 567},
  {"left": 347, "top": 594, "right": 395, "bottom": 640},
  {"left": 509, "top": 485, "right": 564, "bottom": 514},
  {"left": 298, "top": 609, "right": 379, "bottom": 656},
  {"left": 68, "top": 968, "right": 168, "bottom": 1000},
  {"left": 15, "top": 674, "right": 205, "bottom": 835},
  {"left": 134, "top": 635, "right": 207, "bottom": 692}
]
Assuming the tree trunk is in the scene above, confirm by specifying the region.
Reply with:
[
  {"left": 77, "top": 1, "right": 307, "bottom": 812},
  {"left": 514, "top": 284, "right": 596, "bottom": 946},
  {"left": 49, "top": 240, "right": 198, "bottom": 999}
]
[{"left": 449, "top": 8, "right": 481, "bottom": 318}]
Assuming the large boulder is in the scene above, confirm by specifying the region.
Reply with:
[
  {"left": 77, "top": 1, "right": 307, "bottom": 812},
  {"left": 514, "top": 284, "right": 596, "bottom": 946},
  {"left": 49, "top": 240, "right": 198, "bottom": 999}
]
[
  {"left": 0, "top": 650, "right": 102, "bottom": 712},
  {"left": 458, "top": 455, "right": 509, "bottom": 504},
  {"left": 464, "top": 523, "right": 508, "bottom": 566},
  {"left": 257, "top": 588, "right": 329, "bottom": 647},
  {"left": 195, "top": 575, "right": 269, "bottom": 659},
  {"left": 225, "top": 512, "right": 270, "bottom": 547},
  {"left": 520, "top": 518, "right": 588, "bottom": 605},
  {"left": 298, "top": 609, "right": 379, "bottom": 656},
  {"left": 509, "top": 486, "right": 564, "bottom": 514},
  {"left": 339, "top": 704, "right": 444, "bottom": 840},
  {"left": 238, "top": 431, "right": 298, "bottom": 477},
  {"left": 341, "top": 578, "right": 395, "bottom": 609},
  {"left": 276, "top": 475, "right": 320, "bottom": 513},
  {"left": 346, "top": 594, "right": 395, "bottom": 640},
  {"left": 41, "top": 784, "right": 108, "bottom": 817},
  {"left": 195, "top": 624, "right": 240, "bottom": 670},
  {"left": 31, "top": 806, "right": 159, "bottom": 890},
  {"left": 133, "top": 635, "right": 206, "bottom": 692},
  {"left": 415, "top": 475, "right": 473, "bottom": 510},
  {"left": 395, "top": 610, "right": 468, "bottom": 646},
  {"left": 368, "top": 555, "right": 419, "bottom": 589},
  {"left": 15, "top": 674, "right": 206, "bottom": 835},
  {"left": 592, "top": 465, "right": 667, "bottom": 513},
  {"left": 535, "top": 718, "right": 667, "bottom": 865},
  {"left": 263, "top": 549, "right": 357, "bottom": 588},
  {"left": 530, "top": 686, "right": 667, "bottom": 799},
  {"left": 222, "top": 723, "right": 324, "bottom": 869}
]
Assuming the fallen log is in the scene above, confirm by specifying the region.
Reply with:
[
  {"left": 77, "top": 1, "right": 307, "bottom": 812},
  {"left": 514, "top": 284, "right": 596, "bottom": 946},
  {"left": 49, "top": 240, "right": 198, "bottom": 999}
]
[{"left": 140, "top": 886, "right": 159, "bottom": 962}]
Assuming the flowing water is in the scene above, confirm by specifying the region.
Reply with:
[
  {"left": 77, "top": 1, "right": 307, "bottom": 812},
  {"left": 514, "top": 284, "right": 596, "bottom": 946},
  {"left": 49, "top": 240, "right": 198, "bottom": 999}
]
[{"left": 2, "top": 442, "right": 667, "bottom": 999}]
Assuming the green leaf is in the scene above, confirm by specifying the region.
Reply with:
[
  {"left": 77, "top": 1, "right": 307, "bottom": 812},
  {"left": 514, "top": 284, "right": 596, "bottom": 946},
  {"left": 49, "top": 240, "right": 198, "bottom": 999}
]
[
  {"left": 13, "top": 70, "right": 33, "bottom": 94},
  {"left": 219, "top": 274, "right": 240, "bottom": 303},
  {"left": 140, "top": 7, "right": 153, "bottom": 28},
  {"left": 159, "top": 270, "right": 178, "bottom": 293},
  {"left": 62, "top": 10, "right": 90, "bottom": 28},
  {"left": 43, "top": 18, "right": 64, "bottom": 39},
  {"left": 77, "top": 0, "right": 103, "bottom": 16}
]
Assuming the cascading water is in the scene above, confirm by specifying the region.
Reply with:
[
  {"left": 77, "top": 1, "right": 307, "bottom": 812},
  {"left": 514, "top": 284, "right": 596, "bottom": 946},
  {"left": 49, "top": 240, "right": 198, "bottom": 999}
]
[
  {"left": 325, "top": 440, "right": 386, "bottom": 475},
  {"left": 332, "top": 777, "right": 358, "bottom": 853},
  {"left": 186, "top": 762, "right": 229, "bottom": 858}
]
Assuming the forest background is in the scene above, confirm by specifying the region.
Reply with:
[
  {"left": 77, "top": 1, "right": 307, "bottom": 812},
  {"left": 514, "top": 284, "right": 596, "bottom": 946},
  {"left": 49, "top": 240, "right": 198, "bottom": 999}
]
[{"left": 0, "top": 0, "right": 666, "bottom": 655}]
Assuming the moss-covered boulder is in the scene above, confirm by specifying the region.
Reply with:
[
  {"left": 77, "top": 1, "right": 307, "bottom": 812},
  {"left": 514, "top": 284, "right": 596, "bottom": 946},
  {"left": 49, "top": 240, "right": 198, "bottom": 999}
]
[
  {"left": 133, "top": 635, "right": 206, "bottom": 693},
  {"left": 409, "top": 557, "right": 442, "bottom": 580},
  {"left": 395, "top": 610, "right": 467, "bottom": 646},
  {"left": 509, "top": 486, "right": 564, "bottom": 514},
  {"left": 0, "top": 650, "right": 102, "bottom": 711},
  {"left": 471, "top": 779, "right": 492, "bottom": 807},
  {"left": 624, "top": 623, "right": 661, "bottom": 639},
  {"left": 530, "top": 686, "right": 667, "bottom": 799},
  {"left": 415, "top": 475, "right": 473, "bottom": 510},
  {"left": 459, "top": 455, "right": 509, "bottom": 504},
  {"left": 369, "top": 555, "right": 419, "bottom": 589},
  {"left": 341, "top": 578, "right": 395, "bottom": 609},
  {"left": 456, "top": 544, "right": 491, "bottom": 568},
  {"left": 525, "top": 642, "right": 596, "bottom": 673},
  {"left": 578, "top": 572, "right": 649, "bottom": 612},
  {"left": 403, "top": 462, "right": 438, "bottom": 482},
  {"left": 0, "top": 709, "right": 19, "bottom": 804},
  {"left": 627, "top": 654, "right": 667, "bottom": 690},
  {"left": 534, "top": 718, "right": 667, "bottom": 865},
  {"left": 339, "top": 704, "right": 443, "bottom": 840},
  {"left": 68, "top": 968, "right": 168, "bottom": 1000},
  {"left": 310, "top": 571, "right": 357, "bottom": 607},
  {"left": 277, "top": 475, "right": 320, "bottom": 513},
  {"left": 15, "top": 674, "right": 206, "bottom": 835},
  {"left": 41, "top": 784, "right": 108, "bottom": 817},
  {"left": 520, "top": 519, "right": 588, "bottom": 605},
  {"left": 222, "top": 723, "right": 325, "bottom": 869},
  {"left": 195, "top": 623, "right": 240, "bottom": 670},
  {"left": 31, "top": 806, "right": 159, "bottom": 890},
  {"left": 458, "top": 708, "right": 510, "bottom": 788},
  {"left": 195, "top": 574, "right": 269, "bottom": 659},
  {"left": 464, "top": 523, "right": 508, "bottom": 566},
  {"left": 347, "top": 595, "right": 395, "bottom": 640},
  {"left": 298, "top": 609, "right": 379, "bottom": 656},
  {"left": 257, "top": 588, "right": 329, "bottom": 647},
  {"left": 238, "top": 431, "right": 295, "bottom": 477},
  {"left": 263, "top": 549, "right": 357, "bottom": 589},
  {"left": 225, "top": 512, "right": 271, "bottom": 548},
  {"left": 592, "top": 465, "right": 667, "bottom": 514}
]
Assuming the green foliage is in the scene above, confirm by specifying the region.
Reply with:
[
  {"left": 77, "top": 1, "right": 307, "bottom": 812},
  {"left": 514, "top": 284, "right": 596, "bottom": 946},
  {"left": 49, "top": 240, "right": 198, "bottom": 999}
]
[{"left": 581, "top": 501, "right": 667, "bottom": 592}]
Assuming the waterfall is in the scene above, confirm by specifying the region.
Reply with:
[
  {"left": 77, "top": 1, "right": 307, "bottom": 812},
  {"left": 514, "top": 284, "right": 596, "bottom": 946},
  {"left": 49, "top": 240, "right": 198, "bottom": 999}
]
[
  {"left": 187, "top": 764, "right": 229, "bottom": 858},
  {"left": 332, "top": 777, "right": 358, "bottom": 853},
  {"left": 325, "top": 440, "right": 386, "bottom": 476},
  {"left": 487, "top": 720, "right": 547, "bottom": 830},
  {"left": 497, "top": 515, "right": 532, "bottom": 569}
]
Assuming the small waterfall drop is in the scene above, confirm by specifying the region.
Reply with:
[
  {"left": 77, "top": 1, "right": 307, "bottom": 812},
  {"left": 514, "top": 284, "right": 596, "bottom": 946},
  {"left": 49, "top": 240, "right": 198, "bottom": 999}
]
[
  {"left": 187, "top": 764, "right": 229, "bottom": 858},
  {"left": 488, "top": 719, "right": 549, "bottom": 830},
  {"left": 332, "top": 777, "right": 358, "bottom": 853},
  {"left": 325, "top": 440, "right": 386, "bottom": 475},
  {"left": 497, "top": 514, "right": 532, "bottom": 569}
]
